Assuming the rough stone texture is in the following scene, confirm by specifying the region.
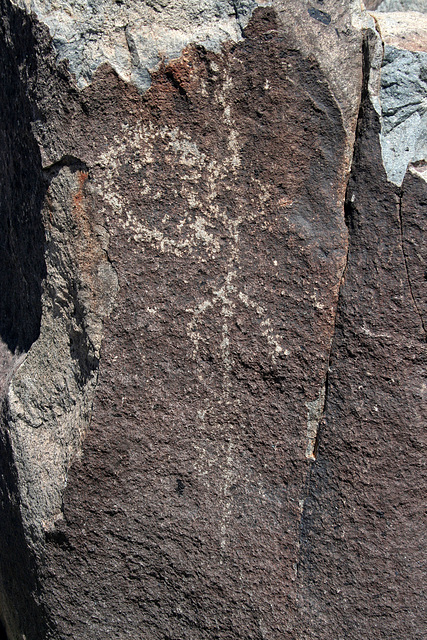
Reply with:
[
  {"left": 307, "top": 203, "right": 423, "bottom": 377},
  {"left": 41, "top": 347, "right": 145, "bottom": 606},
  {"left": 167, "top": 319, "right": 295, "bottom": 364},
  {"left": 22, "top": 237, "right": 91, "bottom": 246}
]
[
  {"left": 401, "top": 166, "right": 427, "bottom": 330},
  {"left": 298, "top": 33, "right": 427, "bottom": 640},
  {"left": 364, "top": 0, "right": 384, "bottom": 8},
  {"left": 372, "top": 10, "right": 427, "bottom": 51},
  {"left": 12, "top": 0, "right": 267, "bottom": 91},
  {"left": 378, "top": 43, "right": 427, "bottom": 184},
  {"left": 369, "top": 11, "right": 427, "bottom": 184},
  {"left": 0, "top": 1, "right": 426, "bottom": 639},
  {"left": 0, "top": 7, "right": 50, "bottom": 637},
  {"left": 11, "top": 0, "right": 366, "bottom": 150},
  {"left": 376, "top": 0, "right": 427, "bottom": 11}
]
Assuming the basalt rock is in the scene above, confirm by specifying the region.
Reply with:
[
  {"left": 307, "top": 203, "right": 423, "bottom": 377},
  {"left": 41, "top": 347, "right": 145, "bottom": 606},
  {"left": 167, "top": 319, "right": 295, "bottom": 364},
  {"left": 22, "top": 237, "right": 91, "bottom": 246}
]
[{"left": 0, "top": 1, "right": 425, "bottom": 639}]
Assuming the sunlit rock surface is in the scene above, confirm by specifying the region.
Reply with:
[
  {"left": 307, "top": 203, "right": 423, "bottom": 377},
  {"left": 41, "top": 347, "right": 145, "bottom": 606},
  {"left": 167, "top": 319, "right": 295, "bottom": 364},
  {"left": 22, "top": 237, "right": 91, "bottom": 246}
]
[{"left": 0, "top": 1, "right": 425, "bottom": 639}]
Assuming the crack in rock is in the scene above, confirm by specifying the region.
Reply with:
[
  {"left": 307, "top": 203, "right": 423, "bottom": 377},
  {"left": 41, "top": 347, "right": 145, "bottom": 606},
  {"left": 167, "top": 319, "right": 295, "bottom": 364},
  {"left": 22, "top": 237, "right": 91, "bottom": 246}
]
[{"left": 398, "top": 188, "right": 427, "bottom": 337}]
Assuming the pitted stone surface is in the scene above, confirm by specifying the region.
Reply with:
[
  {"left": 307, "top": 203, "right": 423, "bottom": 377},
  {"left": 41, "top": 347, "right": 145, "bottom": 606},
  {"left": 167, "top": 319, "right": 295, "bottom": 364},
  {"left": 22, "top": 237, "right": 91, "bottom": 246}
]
[
  {"left": 38, "top": 12, "right": 351, "bottom": 638},
  {"left": 0, "top": 1, "right": 425, "bottom": 639},
  {"left": 0, "top": 3, "right": 358, "bottom": 639},
  {"left": 376, "top": 0, "right": 427, "bottom": 11}
]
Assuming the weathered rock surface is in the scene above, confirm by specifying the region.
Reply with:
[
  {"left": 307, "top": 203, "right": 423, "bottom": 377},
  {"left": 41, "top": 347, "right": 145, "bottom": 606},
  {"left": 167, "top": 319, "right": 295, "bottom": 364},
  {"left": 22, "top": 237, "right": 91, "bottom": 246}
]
[
  {"left": 0, "top": 1, "right": 425, "bottom": 639},
  {"left": 298, "top": 29, "right": 426, "bottom": 639},
  {"left": 369, "top": 9, "right": 427, "bottom": 185},
  {"left": 376, "top": 0, "right": 427, "bottom": 11}
]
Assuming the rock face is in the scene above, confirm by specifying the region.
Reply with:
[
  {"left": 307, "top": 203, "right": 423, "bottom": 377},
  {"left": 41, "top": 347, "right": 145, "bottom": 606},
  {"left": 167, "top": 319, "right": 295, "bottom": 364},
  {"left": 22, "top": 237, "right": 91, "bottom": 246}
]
[
  {"left": 299, "top": 29, "right": 427, "bottom": 639},
  {"left": 0, "top": 1, "right": 425, "bottom": 639}
]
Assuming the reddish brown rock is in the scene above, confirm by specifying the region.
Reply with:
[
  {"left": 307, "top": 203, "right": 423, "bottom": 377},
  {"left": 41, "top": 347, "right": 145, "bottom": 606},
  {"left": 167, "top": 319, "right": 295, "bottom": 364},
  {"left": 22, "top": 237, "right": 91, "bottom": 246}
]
[
  {"left": 298, "top": 38, "right": 427, "bottom": 640},
  {"left": 40, "top": 10, "right": 351, "bottom": 639},
  {"left": 0, "top": 1, "right": 425, "bottom": 639}
]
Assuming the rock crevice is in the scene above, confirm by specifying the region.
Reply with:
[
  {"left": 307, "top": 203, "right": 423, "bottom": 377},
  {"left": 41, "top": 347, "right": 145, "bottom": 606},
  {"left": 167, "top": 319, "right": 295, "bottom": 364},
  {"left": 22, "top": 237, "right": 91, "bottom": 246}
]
[{"left": 397, "top": 188, "right": 427, "bottom": 337}]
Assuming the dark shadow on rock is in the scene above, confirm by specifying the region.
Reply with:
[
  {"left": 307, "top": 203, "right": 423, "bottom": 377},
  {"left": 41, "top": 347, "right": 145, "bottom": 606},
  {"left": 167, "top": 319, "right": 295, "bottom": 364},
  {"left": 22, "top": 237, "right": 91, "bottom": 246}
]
[
  {"left": 0, "top": 1, "right": 51, "bottom": 639},
  {"left": 0, "top": 0, "right": 47, "bottom": 356},
  {"left": 0, "top": 619, "right": 8, "bottom": 640},
  {"left": 0, "top": 409, "right": 52, "bottom": 640}
]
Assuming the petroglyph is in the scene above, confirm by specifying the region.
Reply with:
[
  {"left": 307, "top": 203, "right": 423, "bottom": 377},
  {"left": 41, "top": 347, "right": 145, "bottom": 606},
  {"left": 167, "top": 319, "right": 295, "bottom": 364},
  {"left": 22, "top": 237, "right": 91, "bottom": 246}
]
[{"left": 95, "top": 104, "right": 288, "bottom": 378}]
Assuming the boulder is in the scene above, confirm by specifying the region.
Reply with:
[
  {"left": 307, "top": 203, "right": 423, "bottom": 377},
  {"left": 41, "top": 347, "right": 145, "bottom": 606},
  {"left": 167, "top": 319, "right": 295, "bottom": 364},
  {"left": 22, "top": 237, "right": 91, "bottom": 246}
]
[{"left": 0, "top": 1, "right": 425, "bottom": 639}]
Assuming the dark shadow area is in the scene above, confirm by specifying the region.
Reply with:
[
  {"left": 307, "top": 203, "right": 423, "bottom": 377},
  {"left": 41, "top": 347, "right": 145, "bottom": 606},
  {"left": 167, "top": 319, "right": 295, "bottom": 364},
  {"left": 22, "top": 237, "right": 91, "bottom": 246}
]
[
  {"left": 0, "top": 1, "right": 51, "bottom": 639},
  {"left": 0, "top": 407, "right": 52, "bottom": 640},
  {"left": 0, "top": 0, "right": 47, "bottom": 355},
  {"left": 0, "top": 618, "right": 8, "bottom": 640}
]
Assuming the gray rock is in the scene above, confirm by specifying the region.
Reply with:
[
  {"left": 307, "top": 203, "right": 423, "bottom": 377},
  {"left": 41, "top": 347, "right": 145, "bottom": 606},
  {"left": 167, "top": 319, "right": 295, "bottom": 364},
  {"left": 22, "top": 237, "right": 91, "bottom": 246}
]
[
  {"left": 370, "top": 11, "right": 427, "bottom": 184},
  {"left": 380, "top": 46, "right": 427, "bottom": 185},
  {"left": 7, "top": 163, "right": 118, "bottom": 546},
  {"left": 377, "top": 0, "right": 427, "bottom": 12},
  {"left": 11, "top": 0, "right": 263, "bottom": 91}
]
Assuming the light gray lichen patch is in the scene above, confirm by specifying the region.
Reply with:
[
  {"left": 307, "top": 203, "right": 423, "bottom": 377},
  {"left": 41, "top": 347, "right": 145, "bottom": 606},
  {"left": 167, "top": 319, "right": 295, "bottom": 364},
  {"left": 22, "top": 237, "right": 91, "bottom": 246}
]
[
  {"left": 12, "top": 0, "right": 268, "bottom": 91},
  {"left": 379, "top": 45, "right": 427, "bottom": 185}
]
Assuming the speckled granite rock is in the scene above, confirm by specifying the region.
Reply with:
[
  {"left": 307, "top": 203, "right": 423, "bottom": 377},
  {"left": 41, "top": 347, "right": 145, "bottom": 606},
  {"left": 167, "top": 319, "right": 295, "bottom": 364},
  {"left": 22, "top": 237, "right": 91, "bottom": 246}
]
[
  {"left": 368, "top": 9, "right": 427, "bottom": 185},
  {"left": 0, "top": 1, "right": 425, "bottom": 639},
  {"left": 376, "top": 0, "right": 427, "bottom": 11}
]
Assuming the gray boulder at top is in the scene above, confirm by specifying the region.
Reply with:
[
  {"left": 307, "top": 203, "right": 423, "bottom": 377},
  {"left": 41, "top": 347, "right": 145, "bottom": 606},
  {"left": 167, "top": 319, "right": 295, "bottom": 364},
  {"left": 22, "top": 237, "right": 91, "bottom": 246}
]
[
  {"left": 367, "top": 2, "right": 427, "bottom": 186},
  {"left": 376, "top": 0, "right": 427, "bottom": 11},
  {"left": 369, "top": 9, "right": 427, "bottom": 185},
  {"left": 12, "top": 0, "right": 261, "bottom": 91},
  {"left": 379, "top": 46, "right": 427, "bottom": 185},
  {"left": 368, "top": 8, "right": 427, "bottom": 183},
  {"left": 0, "top": 1, "right": 426, "bottom": 639}
]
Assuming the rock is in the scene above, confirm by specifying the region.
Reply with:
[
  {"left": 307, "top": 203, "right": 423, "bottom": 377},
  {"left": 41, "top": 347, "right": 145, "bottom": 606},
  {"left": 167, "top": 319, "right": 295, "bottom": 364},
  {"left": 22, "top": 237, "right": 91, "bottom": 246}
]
[
  {"left": 298, "top": 13, "right": 427, "bottom": 640},
  {"left": 0, "top": 0, "right": 425, "bottom": 639},
  {"left": 376, "top": 0, "right": 427, "bottom": 11},
  {"left": 368, "top": 11, "right": 427, "bottom": 184}
]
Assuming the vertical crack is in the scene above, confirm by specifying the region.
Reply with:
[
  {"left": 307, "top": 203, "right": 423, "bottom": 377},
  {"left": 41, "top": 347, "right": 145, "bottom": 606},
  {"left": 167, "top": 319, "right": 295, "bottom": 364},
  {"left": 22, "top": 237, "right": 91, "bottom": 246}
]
[
  {"left": 300, "top": 24, "right": 377, "bottom": 473},
  {"left": 296, "top": 219, "right": 350, "bottom": 577},
  {"left": 303, "top": 174, "right": 352, "bottom": 464},
  {"left": 304, "top": 245, "right": 349, "bottom": 464},
  {"left": 397, "top": 190, "right": 426, "bottom": 339},
  {"left": 296, "top": 43, "right": 360, "bottom": 556},
  {"left": 305, "top": 385, "right": 325, "bottom": 461}
]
